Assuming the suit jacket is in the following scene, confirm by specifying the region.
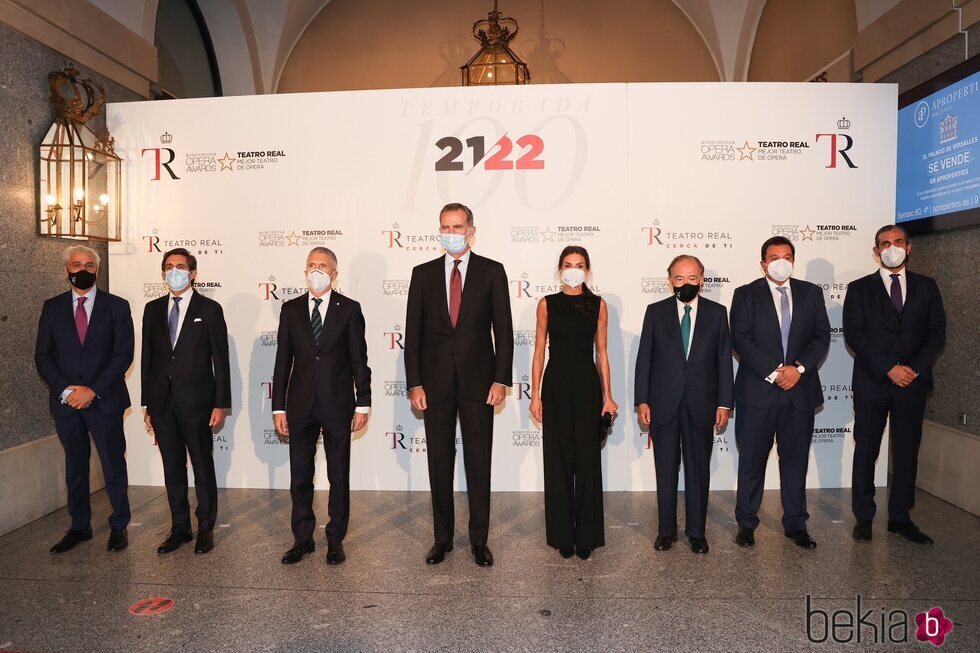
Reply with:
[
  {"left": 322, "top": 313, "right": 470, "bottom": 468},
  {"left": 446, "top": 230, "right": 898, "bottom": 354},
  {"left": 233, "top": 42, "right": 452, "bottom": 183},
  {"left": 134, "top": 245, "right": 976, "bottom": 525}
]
[
  {"left": 843, "top": 270, "right": 945, "bottom": 396},
  {"left": 34, "top": 289, "right": 134, "bottom": 417},
  {"left": 272, "top": 291, "right": 371, "bottom": 423},
  {"left": 730, "top": 277, "right": 830, "bottom": 410},
  {"left": 634, "top": 296, "right": 735, "bottom": 428},
  {"left": 404, "top": 253, "right": 514, "bottom": 403},
  {"left": 141, "top": 291, "right": 231, "bottom": 418}
]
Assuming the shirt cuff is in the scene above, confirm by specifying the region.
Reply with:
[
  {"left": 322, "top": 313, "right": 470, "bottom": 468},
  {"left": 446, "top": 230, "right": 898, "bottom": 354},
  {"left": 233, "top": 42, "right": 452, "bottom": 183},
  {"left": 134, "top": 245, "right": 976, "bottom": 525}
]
[
  {"left": 492, "top": 382, "right": 508, "bottom": 388},
  {"left": 60, "top": 388, "right": 74, "bottom": 403},
  {"left": 717, "top": 406, "right": 731, "bottom": 411},
  {"left": 408, "top": 386, "right": 422, "bottom": 392},
  {"left": 355, "top": 406, "right": 370, "bottom": 414},
  {"left": 764, "top": 365, "right": 783, "bottom": 384},
  {"left": 272, "top": 410, "right": 285, "bottom": 415}
]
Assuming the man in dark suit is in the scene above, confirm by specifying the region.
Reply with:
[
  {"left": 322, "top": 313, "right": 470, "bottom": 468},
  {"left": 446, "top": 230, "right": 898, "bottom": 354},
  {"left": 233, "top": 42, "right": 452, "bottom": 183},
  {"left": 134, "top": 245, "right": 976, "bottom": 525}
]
[
  {"left": 35, "top": 245, "right": 134, "bottom": 553},
  {"left": 634, "top": 255, "right": 734, "bottom": 555},
  {"left": 142, "top": 248, "right": 230, "bottom": 555},
  {"left": 405, "top": 202, "right": 514, "bottom": 567},
  {"left": 844, "top": 225, "right": 945, "bottom": 545},
  {"left": 273, "top": 247, "right": 371, "bottom": 565},
  {"left": 731, "top": 236, "right": 830, "bottom": 549}
]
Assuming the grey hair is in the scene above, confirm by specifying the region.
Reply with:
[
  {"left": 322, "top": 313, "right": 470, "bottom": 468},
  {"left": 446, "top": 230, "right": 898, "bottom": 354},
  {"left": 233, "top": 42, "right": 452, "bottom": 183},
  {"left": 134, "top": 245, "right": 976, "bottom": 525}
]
[
  {"left": 307, "top": 247, "right": 338, "bottom": 266},
  {"left": 63, "top": 245, "right": 101, "bottom": 268}
]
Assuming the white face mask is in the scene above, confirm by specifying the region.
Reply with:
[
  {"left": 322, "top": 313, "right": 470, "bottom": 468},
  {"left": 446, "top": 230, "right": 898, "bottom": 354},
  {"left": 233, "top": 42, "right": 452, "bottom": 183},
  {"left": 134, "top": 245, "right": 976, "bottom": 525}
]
[
  {"left": 766, "top": 258, "right": 793, "bottom": 283},
  {"left": 560, "top": 268, "right": 586, "bottom": 288},
  {"left": 439, "top": 232, "right": 469, "bottom": 255},
  {"left": 165, "top": 268, "right": 191, "bottom": 292},
  {"left": 880, "top": 245, "right": 907, "bottom": 268},
  {"left": 306, "top": 269, "right": 332, "bottom": 294}
]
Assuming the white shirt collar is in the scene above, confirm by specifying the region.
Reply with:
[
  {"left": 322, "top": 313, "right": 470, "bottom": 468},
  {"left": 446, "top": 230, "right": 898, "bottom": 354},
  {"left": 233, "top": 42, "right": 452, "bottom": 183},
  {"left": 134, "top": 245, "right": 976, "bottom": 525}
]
[
  {"left": 169, "top": 287, "right": 194, "bottom": 302},
  {"left": 309, "top": 289, "right": 332, "bottom": 304},
  {"left": 879, "top": 267, "right": 905, "bottom": 282},
  {"left": 676, "top": 294, "right": 699, "bottom": 312},
  {"left": 766, "top": 277, "right": 791, "bottom": 293},
  {"left": 445, "top": 250, "right": 472, "bottom": 267},
  {"left": 72, "top": 285, "right": 97, "bottom": 302}
]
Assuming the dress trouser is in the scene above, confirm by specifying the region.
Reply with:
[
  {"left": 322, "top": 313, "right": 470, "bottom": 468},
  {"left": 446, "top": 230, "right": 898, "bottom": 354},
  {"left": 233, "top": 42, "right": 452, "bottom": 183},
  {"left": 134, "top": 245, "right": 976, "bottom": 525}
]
[
  {"left": 735, "top": 392, "right": 814, "bottom": 532},
  {"left": 851, "top": 388, "right": 927, "bottom": 524},
  {"left": 152, "top": 398, "right": 218, "bottom": 532},
  {"left": 54, "top": 408, "right": 131, "bottom": 531},
  {"left": 288, "top": 404, "right": 352, "bottom": 545},
  {"left": 651, "top": 402, "right": 713, "bottom": 539},
  {"left": 423, "top": 375, "right": 493, "bottom": 546}
]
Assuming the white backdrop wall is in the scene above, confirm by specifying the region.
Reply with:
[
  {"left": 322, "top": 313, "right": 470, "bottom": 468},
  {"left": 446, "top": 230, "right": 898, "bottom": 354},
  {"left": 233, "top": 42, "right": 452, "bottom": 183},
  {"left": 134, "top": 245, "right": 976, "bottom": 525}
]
[{"left": 107, "top": 82, "right": 896, "bottom": 492}]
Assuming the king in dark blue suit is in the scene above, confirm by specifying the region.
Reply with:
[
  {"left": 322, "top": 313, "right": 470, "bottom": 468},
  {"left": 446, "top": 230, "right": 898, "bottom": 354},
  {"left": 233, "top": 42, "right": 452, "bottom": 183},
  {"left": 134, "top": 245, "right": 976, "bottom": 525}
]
[
  {"left": 730, "top": 237, "right": 830, "bottom": 550},
  {"left": 34, "top": 246, "right": 134, "bottom": 553}
]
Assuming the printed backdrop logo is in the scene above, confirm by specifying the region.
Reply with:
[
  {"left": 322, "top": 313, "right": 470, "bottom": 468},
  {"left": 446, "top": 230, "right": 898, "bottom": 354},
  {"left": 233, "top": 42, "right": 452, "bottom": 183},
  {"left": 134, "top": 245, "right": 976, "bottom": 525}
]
[
  {"left": 816, "top": 116, "right": 857, "bottom": 169},
  {"left": 382, "top": 223, "right": 440, "bottom": 252},
  {"left": 258, "top": 228, "right": 343, "bottom": 247},
  {"left": 383, "top": 325, "right": 404, "bottom": 350},
  {"left": 141, "top": 134, "right": 180, "bottom": 180},
  {"left": 511, "top": 273, "right": 598, "bottom": 300},
  {"left": 382, "top": 280, "right": 410, "bottom": 296},
  {"left": 821, "top": 379, "right": 852, "bottom": 403},
  {"left": 770, "top": 223, "right": 856, "bottom": 243},
  {"left": 142, "top": 229, "right": 224, "bottom": 256},
  {"left": 812, "top": 426, "right": 851, "bottom": 446},
  {"left": 512, "top": 430, "right": 541, "bottom": 447},
  {"left": 258, "top": 276, "right": 306, "bottom": 301},
  {"left": 383, "top": 381, "right": 406, "bottom": 398},
  {"left": 642, "top": 220, "right": 734, "bottom": 249},
  {"left": 510, "top": 224, "right": 600, "bottom": 244},
  {"left": 434, "top": 132, "right": 545, "bottom": 172},
  {"left": 259, "top": 330, "right": 278, "bottom": 347},
  {"left": 514, "top": 330, "right": 536, "bottom": 347},
  {"left": 639, "top": 276, "right": 671, "bottom": 296}
]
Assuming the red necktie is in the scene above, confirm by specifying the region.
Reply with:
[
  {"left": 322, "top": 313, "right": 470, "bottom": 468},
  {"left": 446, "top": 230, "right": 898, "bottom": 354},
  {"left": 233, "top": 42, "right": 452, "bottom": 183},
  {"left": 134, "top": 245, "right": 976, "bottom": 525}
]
[
  {"left": 75, "top": 297, "right": 88, "bottom": 345},
  {"left": 449, "top": 260, "right": 462, "bottom": 328}
]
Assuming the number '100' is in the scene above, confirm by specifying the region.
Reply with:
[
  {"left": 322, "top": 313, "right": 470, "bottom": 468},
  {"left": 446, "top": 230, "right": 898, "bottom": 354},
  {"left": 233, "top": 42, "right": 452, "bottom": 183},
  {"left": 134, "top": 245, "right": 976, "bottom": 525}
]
[{"left": 435, "top": 134, "right": 545, "bottom": 171}]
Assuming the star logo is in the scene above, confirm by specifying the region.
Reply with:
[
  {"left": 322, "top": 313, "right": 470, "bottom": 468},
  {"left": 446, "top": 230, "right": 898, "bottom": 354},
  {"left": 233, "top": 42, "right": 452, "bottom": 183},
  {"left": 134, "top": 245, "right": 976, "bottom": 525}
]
[
  {"left": 737, "top": 140, "right": 757, "bottom": 161},
  {"left": 285, "top": 230, "right": 301, "bottom": 246},
  {"left": 217, "top": 152, "right": 236, "bottom": 171},
  {"left": 539, "top": 227, "right": 556, "bottom": 242},
  {"left": 800, "top": 225, "right": 816, "bottom": 241}
]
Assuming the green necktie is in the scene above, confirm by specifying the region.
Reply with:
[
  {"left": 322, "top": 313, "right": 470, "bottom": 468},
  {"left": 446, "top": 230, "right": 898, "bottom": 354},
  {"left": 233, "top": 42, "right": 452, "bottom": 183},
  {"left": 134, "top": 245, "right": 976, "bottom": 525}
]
[{"left": 681, "top": 305, "right": 692, "bottom": 359}]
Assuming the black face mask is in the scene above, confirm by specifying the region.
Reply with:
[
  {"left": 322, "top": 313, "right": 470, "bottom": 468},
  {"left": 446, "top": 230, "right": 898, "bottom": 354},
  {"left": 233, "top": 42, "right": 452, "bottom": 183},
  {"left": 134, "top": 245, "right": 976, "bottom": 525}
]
[
  {"left": 674, "top": 283, "right": 700, "bottom": 303},
  {"left": 68, "top": 268, "right": 97, "bottom": 290}
]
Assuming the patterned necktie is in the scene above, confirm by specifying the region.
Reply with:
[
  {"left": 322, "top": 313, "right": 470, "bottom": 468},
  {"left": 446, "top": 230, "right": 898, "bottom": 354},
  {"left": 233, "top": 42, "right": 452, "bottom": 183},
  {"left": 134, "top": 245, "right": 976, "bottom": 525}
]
[
  {"left": 680, "top": 304, "right": 692, "bottom": 359},
  {"left": 889, "top": 274, "right": 903, "bottom": 313},
  {"left": 777, "top": 286, "right": 791, "bottom": 363},
  {"left": 169, "top": 296, "right": 182, "bottom": 348},
  {"left": 311, "top": 297, "right": 323, "bottom": 348},
  {"left": 75, "top": 297, "right": 88, "bottom": 345},
  {"left": 449, "top": 260, "right": 462, "bottom": 328}
]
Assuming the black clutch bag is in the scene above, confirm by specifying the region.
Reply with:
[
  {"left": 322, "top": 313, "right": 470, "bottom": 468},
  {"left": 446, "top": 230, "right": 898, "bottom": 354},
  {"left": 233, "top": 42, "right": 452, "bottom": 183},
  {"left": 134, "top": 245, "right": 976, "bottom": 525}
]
[{"left": 599, "top": 412, "right": 613, "bottom": 441}]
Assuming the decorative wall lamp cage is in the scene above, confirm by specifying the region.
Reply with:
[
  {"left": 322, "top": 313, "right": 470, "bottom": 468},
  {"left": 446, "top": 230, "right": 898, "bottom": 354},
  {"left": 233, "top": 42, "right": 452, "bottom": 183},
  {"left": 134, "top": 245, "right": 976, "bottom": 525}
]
[
  {"left": 38, "top": 64, "right": 122, "bottom": 241},
  {"left": 461, "top": 1, "right": 530, "bottom": 86}
]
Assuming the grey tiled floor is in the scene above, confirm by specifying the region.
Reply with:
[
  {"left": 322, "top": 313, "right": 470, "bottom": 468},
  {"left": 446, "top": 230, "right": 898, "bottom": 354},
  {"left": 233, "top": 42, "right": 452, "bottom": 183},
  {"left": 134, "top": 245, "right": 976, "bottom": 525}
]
[{"left": 0, "top": 486, "right": 976, "bottom": 652}]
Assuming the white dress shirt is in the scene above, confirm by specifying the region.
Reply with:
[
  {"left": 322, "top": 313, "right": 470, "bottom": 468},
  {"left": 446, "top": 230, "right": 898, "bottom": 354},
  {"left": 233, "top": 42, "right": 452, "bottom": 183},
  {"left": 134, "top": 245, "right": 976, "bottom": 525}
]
[
  {"left": 273, "top": 290, "right": 368, "bottom": 415},
  {"left": 879, "top": 267, "right": 907, "bottom": 304},
  {"left": 168, "top": 287, "right": 194, "bottom": 345},
  {"left": 444, "top": 250, "right": 471, "bottom": 306},
  {"left": 765, "top": 277, "right": 793, "bottom": 384},
  {"left": 61, "top": 286, "right": 98, "bottom": 402},
  {"left": 677, "top": 294, "right": 729, "bottom": 411}
]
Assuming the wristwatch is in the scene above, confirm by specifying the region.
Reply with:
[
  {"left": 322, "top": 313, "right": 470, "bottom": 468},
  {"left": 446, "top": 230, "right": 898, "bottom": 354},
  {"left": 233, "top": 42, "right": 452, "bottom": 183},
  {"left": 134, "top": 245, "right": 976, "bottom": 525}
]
[{"left": 795, "top": 362, "right": 806, "bottom": 375}]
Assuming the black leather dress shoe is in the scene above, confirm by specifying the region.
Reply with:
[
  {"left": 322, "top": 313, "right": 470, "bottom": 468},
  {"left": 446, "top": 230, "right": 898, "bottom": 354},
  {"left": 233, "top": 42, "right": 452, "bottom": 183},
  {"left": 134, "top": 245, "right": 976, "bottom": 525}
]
[
  {"left": 689, "top": 537, "right": 709, "bottom": 554},
  {"left": 654, "top": 535, "right": 677, "bottom": 551},
  {"left": 785, "top": 529, "right": 817, "bottom": 549},
  {"left": 425, "top": 542, "right": 453, "bottom": 564},
  {"left": 888, "top": 521, "right": 933, "bottom": 545},
  {"left": 472, "top": 544, "right": 494, "bottom": 567},
  {"left": 281, "top": 541, "right": 315, "bottom": 564},
  {"left": 558, "top": 546, "right": 574, "bottom": 559},
  {"left": 158, "top": 527, "right": 193, "bottom": 554},
  {"left": 50, "top": 529, "right": 92, "bottom": 553},
  {"left": 326, "top": 542, "right": 346, "bottom": 565},
  {"left": 576, "top": 548, "right": 592, "bottom": 560},
  {"left": 194, "top": 531, "right": 214, "bottom": 554},
  {"left": 735, "top": 527, "right": 755, "bottom": 548},
  {"left": 853, "top": 521, "right": 873, "bottom": 542},
  {"left": 107, "top": 529, "right": 128, "bottom": 552}
]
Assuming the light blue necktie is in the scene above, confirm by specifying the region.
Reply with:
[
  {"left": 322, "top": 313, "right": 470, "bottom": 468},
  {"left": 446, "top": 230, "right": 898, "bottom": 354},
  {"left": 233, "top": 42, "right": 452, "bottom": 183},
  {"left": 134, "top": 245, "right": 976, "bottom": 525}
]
[
  {"left": 777, "top": 286, "right": 790, "bottom": 363},
  {"left": 168, "top": 296, "right": 182, "bottom": 348}
]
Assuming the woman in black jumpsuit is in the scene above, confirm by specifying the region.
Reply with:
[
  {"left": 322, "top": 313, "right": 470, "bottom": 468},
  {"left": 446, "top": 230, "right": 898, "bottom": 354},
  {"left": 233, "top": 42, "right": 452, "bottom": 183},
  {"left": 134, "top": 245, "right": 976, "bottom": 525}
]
[{"left": 530, "top": 246, "right": 618, "bottom": 559}]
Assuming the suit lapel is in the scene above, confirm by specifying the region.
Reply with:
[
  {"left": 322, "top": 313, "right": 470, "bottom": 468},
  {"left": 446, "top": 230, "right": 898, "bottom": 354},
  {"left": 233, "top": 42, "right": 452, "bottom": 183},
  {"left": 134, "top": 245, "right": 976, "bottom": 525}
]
[
  {"left": 318, "top": 293, "right": 346, "bottom": 352},
  {"left": 433, "top": 257, "right": 452, "bottom": 329},
  {"left": 756, "top": 279, "right": 781, "bottom": 350},
  {"left": 663, "top": 300, "right": 686, "bottom": 360},
  {"left": 63, "top": 292, "right": 83, "bottom": 351},
  {"left": 172, "top": 291, "right": 200, "bottom": 353},
  {"left": 83, "top": 290, "right": 109, "bottom": 352},
  {"left": 456, "top": 253, "right": 479, "bottom": 327},
  {"left": 875, "top": 271, "right": 901, "bottom": 317},
  {"left": 686, "top": 300, "right": 706, "bottom": 362}
]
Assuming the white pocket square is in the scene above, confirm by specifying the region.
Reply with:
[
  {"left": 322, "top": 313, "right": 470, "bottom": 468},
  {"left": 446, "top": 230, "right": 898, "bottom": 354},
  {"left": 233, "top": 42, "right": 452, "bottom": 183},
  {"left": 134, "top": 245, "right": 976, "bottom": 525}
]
[{"left": 194, "top": 318, "right": 203, "bottom": 322}]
